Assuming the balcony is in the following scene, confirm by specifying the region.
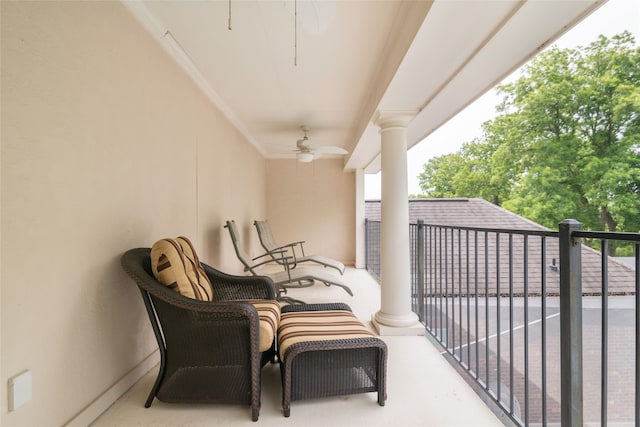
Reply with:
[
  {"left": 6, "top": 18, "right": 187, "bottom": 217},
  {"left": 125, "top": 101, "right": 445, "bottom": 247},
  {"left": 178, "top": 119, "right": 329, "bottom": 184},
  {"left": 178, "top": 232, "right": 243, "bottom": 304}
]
[
  {"left": 366, "top": 209, "right": 640, "bottom": 427},
  {"left": 1, "top": 2, "right": 616, "bottom": 425},
  {"left": 92, "top": 267, "right": 505, "bottom": 427},
  {"left": 92, "top": 198, "right": 640, "bottom": 426}
]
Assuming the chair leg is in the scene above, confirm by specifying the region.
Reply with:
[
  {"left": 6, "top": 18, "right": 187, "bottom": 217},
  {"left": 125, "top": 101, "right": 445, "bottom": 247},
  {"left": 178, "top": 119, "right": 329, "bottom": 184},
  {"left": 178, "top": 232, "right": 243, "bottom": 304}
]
[
  {"left": 144, "top": 392, "right": 155, "bottom": 408},
  {"left": 278, "top": 295, "right": 306, "bottom": 305},
  {"left": 377, "top": 348, "right": 387, "bottom": 406},
  {"left": 140, "top": 290, "right": 166, "bottom": 408},
  {"left": 321, "top": 281, "right": 354, "bottom": 296},
  {"left": 280, "top": 279, "right": 315, "bottom": 289},
  {"left": 276, "top": 286, "right": 305, "bottom": 304},
  {"left": 145, "top": 354, "right": 167, "bottom": 407},
  {"left": 144, "top": 370, "right": 162, "bottom": 408}
]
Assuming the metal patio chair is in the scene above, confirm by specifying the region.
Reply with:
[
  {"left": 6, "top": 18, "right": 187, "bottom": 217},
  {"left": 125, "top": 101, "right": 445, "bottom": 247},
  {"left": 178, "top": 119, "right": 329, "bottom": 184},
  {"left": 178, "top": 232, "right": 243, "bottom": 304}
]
[
  {"left": 225, "top": 220, "right": 353, "bottom": 303},
  {"left": 253, "top": 219, "right": 345, "bottom": 275}
]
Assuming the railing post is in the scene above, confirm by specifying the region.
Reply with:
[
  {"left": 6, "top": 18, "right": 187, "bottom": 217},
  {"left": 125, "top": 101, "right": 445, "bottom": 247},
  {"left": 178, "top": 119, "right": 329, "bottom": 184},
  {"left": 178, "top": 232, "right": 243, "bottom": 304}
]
[
  {"left": 365, "top": 218, "right": 369, "bottom": 271},
  {"left": 417, "top": 220, "right": 425, "bottom": 323},
  {"left": 559, "top": 219, "right": 583, "bottom": 427}
]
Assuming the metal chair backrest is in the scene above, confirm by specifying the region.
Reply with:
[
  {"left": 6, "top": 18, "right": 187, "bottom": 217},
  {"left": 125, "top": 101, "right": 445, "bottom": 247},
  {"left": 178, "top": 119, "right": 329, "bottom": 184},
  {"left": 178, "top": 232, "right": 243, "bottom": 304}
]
[
  {"left": 225, "top": 220, "right": 257, "bottom": 275},
  {"left": 254, "top": 220, "right": 280, "bottom": 252}
]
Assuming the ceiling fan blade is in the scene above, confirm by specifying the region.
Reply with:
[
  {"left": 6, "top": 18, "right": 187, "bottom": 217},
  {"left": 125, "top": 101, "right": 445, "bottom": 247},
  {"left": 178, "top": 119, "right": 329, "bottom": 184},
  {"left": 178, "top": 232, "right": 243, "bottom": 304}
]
[
  {"left": 271, "top": 150, "right": 299, "bottom": 156},
  {"left": 291, "top": 127, "right": 347, "bottom": 160},
  {"left": 312, "top": 145, "right": 348, "bottom": 155}
]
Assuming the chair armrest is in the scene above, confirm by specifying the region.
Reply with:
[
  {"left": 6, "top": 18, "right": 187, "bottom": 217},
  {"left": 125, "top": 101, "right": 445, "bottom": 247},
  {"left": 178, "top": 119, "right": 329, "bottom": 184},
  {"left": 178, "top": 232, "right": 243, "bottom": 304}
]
[
  {"left": 202, "top": 263, "right": 277, "bottom": 300},
  {"left": 266, "top": 243, "right": 307, "bottom": 261},
  {"left": 252, "top": 249, "right": 289, "bottom": 262},
  {"left": 249, "top": 252, "right": 293, "bottom": 270},
  {"left": 281, "top": 302, "right": 352, "bottom": 314},
  {"left": 287, "top": 240, "right": 306, "bottom": 258},
  {"left": 268, "top": 242, "right": 298, "bottom": 252},
  {"left": 153, "top": 294, "right": 260, "bottom": 318},
  {"left": 144, "top": 293, "right": 264, "bottom": 360}
]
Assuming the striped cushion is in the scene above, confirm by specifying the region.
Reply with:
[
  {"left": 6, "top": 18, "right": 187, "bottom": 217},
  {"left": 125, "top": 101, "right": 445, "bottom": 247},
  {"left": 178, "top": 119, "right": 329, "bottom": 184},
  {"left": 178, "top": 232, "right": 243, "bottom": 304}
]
[
  {"left": 248, "top": 300, "right": 281, "bottom": 352},
  {"left": 150, "top": 237, "right": 213, "bottom": 301},
  {"left": 278, "top": 310, "right": 374, "bottom": 360}
]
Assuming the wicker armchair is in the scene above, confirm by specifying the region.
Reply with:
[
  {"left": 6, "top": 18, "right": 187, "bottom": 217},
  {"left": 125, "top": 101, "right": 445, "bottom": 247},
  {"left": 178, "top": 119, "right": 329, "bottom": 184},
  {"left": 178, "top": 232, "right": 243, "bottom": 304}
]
[{"left": 121, "top": 247, "right": 279, "bottom": 421}]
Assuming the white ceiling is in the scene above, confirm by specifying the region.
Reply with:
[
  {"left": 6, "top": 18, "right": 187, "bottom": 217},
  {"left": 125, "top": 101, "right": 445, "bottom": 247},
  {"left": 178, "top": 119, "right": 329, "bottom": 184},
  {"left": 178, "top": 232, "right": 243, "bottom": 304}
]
[{"left": 125, "top": 0, "right": 602, "bottom": 172}]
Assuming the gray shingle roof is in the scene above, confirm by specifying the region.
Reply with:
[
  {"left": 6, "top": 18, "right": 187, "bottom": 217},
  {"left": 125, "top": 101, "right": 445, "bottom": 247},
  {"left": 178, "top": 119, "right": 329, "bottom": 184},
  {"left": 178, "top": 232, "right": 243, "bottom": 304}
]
[{"left": 365, "top": 198, "right": 636, "bottom": 295}]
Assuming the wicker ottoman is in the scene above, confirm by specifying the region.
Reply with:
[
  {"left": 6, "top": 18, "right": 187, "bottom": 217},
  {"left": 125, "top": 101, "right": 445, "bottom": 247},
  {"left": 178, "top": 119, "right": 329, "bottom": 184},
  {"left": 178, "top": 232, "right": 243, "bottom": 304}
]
[{"left": 277, "top": 303, "right": 387, "bottom": 417}]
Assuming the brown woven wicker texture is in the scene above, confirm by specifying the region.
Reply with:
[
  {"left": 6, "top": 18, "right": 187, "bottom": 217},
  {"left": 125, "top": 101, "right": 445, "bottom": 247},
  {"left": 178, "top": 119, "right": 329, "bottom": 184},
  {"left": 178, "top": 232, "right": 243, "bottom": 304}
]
[
  {"left": 278, "top": 303, "right": 387, "bottom": 417},
  {"left": 121, "top": 248, "right": 278, "bottom": 422}
]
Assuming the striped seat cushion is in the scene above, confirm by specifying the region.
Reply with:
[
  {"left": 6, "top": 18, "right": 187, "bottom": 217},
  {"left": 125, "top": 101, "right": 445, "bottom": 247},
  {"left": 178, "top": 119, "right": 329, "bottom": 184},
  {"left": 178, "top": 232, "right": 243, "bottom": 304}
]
[
  {"left": 248, "top": 300, "right": 281, "bottom": 352},
  {"left": 278, "top": 310, "right": 374, "bottom": 360}
]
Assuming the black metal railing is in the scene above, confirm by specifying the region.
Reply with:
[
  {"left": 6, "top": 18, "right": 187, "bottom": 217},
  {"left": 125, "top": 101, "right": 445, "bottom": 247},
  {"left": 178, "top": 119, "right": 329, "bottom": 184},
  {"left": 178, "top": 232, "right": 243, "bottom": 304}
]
[
  {"left": 365, "top": 218, "right": 381, "bottom": 282},
  {"left": 365, "top": 218, "right": 640, "bottom": 427}
]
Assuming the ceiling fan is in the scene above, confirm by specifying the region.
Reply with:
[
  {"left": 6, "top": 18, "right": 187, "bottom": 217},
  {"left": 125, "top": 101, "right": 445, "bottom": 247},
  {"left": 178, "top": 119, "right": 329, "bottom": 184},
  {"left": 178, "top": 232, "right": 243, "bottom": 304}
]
[{"left": 293, "top": 126, "right": 347, "bottom": 163}]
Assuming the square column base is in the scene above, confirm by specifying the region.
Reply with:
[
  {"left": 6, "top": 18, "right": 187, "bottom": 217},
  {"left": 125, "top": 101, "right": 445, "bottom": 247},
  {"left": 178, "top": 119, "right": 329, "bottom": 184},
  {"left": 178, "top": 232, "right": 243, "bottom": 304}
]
[{"left": 371, "top": 316, "right": 425, "bottom": 336}]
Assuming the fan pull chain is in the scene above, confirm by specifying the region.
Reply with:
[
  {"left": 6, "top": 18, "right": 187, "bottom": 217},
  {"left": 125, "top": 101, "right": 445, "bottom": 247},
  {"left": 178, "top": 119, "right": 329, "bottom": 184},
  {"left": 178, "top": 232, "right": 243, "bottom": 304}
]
[
  {"left": 294, "top": 0, "right": 298, "bottom": 66},
  {"left": 227, "top": 0, "right": 300, "bottom": 65}
]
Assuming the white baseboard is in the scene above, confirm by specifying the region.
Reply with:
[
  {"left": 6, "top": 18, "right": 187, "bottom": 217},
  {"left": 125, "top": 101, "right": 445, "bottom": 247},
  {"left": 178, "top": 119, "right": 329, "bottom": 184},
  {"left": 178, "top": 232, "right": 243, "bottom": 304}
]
[{"left": 64, "top": 350, "right": 160, "bottom": 427}]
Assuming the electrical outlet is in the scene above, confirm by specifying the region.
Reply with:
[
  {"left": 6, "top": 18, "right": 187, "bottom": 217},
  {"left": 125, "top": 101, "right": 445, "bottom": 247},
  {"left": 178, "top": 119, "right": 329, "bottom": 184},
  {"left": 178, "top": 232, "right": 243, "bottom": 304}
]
[{"left": 8, "top": 370, "right": 32, "bottom": 411}]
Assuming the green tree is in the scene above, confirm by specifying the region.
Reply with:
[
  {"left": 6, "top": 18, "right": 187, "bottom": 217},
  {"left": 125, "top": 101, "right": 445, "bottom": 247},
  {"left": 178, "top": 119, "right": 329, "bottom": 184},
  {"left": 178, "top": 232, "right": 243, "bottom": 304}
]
[
  {"left": 417, "top": 151, "right": 465, "bottom": 198},
  {"left": 417, "top": 136, "right": 514, "bottom": 204},
  {"left": 418, "top": 32, "right": 640, "bottom": 236}
]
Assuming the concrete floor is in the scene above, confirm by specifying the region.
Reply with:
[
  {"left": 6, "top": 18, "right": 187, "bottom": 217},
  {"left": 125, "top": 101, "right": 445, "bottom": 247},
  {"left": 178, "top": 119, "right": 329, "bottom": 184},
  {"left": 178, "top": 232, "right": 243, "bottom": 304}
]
[{"left": 91, "top": 267, "right": 505, "bottom": 426}]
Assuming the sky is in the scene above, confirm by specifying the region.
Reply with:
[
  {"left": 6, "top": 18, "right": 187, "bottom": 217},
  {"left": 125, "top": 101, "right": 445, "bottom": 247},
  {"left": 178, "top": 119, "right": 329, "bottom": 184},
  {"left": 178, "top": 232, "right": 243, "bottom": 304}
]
[{"left": 365, "top": 0, "right": 640, "bottom": 199}]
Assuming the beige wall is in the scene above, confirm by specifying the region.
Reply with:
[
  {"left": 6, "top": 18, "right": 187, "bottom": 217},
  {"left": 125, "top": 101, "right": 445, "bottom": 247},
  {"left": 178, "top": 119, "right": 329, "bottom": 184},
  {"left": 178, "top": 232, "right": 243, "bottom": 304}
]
[
  {"left": 265, "top": 159, "right": 355, "bottom": 266},
  {"left": 1, "top": 2, "right": 266, "bottom": 425}
]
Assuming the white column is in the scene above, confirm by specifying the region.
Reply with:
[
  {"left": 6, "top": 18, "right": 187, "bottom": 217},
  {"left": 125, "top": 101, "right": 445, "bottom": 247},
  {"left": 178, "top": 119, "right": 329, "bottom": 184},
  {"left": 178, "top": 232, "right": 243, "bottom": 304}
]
[
  {"left": 372, "top": 111, "right": 423, "bottom": 335},
  {"left": 355, "top": 169, "right": 366, "bottom": 269}
]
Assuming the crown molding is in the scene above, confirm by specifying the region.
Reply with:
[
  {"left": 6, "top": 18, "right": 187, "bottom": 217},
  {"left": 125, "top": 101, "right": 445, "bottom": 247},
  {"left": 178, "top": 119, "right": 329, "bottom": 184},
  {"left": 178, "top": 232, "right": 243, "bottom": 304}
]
[{"left": 121, "top": 1, "right": 265, "bottom": 156}]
